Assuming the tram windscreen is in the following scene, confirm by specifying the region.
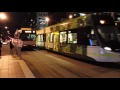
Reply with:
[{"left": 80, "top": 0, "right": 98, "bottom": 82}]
[
  {"left": 92, "top": 15, "right": 115, "bottom": 26},
  {"left": 97, "top": 26, "right": 120, "bottom": 44},
  {"left": 20, "top": 33, "right": 36, "bottom": 41}
]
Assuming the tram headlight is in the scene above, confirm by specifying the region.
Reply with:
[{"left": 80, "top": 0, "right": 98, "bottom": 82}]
[{"left": 104, "top": 47, "right": 112, "bottom": 51}]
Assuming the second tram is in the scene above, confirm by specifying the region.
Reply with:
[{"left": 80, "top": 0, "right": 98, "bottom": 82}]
[{"left": 36, "top": 14, "right": 120, "bottom": 62}]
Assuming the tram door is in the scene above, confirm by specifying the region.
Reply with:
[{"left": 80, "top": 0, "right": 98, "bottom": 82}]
[
  {"left": 87, "top": 28, "right": 100, "bottom": 60},
  {"left": 53, "top": 32, "right": 59, "bottom": 52}
]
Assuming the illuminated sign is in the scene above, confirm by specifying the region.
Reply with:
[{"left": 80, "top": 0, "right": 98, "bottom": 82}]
[
  {"left": 21, "top": 28, "right": 32, "bottom": 30},
  {"left": 25, "top": 31, "right": 31, "bottom": 33}
]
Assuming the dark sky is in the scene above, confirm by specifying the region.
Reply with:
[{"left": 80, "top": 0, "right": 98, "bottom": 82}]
[
  {"left": 1, "top": 12, "right": 67, "bottom": 36},
  {"left": 1, "top": 12, "right": 33, "bottom": 37},
  {"left": 0, "top": 12, "right": 68, "bottom": 37}
]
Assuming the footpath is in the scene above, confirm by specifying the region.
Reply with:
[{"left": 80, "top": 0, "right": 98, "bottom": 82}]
[{"left": 0, "top": 44, "right": 35, "bottom": 78}]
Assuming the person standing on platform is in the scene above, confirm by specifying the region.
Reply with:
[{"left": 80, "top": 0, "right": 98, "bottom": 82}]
[
  {"left": 14, "top": 39, "right": 18, "bottom": 55},
  {"left": 0, "top": 40, "right": 2, "bottom": 56},
  {"left": 10, "top": 40, "right": 14, "bottom": 54},
  {"left": 17, "top": 39, "right": 23, "bottom": 59}
]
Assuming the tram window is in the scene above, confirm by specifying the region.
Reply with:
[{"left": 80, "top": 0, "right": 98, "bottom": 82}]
[
  {"left": 31, "top": 34, "right": 36, "bottom": 40},
  {"left": 38, "top": 35, "right": 40, "bottom": 42},
  {"left": 68, "top": 31, "right": 77, "bottom": 44},
  {"left": 49, "top": 33, "right": 53, "bottom": 42},
  {"left": 60, "top": 31, "right": 67, "bottom": 43},
  {"left": 40, "top": 35, "right": 43, "bottom": 41},
  {"left": 20, "top": 34, "right": 27, "bottom": 40},
  {"left": 92, "top": 15, "right": 114, "bottom": 26},
  {"left": 97, "top": 26, "right": 118, "bottom": 42}
]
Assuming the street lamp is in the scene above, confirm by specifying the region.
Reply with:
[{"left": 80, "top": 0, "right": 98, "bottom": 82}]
[
  {"left": 5, "top": 26, "right": 8, "bottom": 29},
  {"left": 0, "top": 13, "right": 7, "bottom": 20},
  {"left": 45, "top": 17, "right": 50, "bottom": 26},
  {"left": 69, "top": 14, "right": 73, "bottom": 19},
  {"left": 45, "top": 17, "right": 49, "bottom": 22},
  {"left": 45, "top": 17, "right": 59, "bottom": 25}
]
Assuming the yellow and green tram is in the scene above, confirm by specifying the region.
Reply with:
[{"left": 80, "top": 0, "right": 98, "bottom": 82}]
[{"left": 36, "top": 14, "right": 120, "bottom": 62}]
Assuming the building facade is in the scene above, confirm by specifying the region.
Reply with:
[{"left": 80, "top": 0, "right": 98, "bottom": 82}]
[{"left": 36, "top": 12, "right": 48, "bottom": 30}]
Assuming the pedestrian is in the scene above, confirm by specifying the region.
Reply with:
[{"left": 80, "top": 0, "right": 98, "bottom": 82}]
[
  {"left": 10, "top": 40, "right": 14, "bottom": 54},
  {"left": 0, "top": 40, "right": 2, "bottom": 56},
  {"left": 17, "top": 39, "right": 23, "bottom": 59},
  {"left": 14, "top": 39, "right": 18, "bottom": 55}
]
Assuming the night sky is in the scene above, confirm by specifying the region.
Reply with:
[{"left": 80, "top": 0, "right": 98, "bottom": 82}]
[
  {"left": 5, "top": 12, "right": 29, "bottom": 36},
  {"left": 0, "top": 12, "right": 68, "bottom": 37},
  {"left": 0, "top": 12, "right": 29, "bottom": 37}
]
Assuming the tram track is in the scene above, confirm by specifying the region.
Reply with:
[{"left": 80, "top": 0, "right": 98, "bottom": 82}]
[{"left": 22, "top": 50, "right": 120, "bottom": 78}]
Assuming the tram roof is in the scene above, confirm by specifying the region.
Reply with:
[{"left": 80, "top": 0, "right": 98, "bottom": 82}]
[
  {"left": 36, "top": 14, "right": 92, "bottom": 33},
  {"left": 36, "top": 14, "right": 113, "bottom": 34}
]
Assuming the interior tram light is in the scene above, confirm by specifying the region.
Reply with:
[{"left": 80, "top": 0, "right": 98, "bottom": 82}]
[{"left": 100, "top": 20, "right": 105, "bottom": 24}]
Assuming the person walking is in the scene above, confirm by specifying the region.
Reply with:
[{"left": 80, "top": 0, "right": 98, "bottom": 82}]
[
  {"left": 17, "top": 39, "right": 23, "bottom": 59},
  {"left": 0, "top": 40, "right": 2, "bottom": 56},
  {"left": 10, "top": 40, "right": 14, "bottom": 54}
]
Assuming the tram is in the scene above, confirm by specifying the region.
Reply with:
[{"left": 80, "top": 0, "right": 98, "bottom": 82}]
[
  {"left": 14, "top": 28, "right": 36, "bottom": 49},
  {"left": 36, "top": 14, "right": 120, "bottom": 62}
]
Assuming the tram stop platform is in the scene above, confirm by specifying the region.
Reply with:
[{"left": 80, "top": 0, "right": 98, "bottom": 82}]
[{"left": 0, "top": 44, "right": 35, "bottom": 78}]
